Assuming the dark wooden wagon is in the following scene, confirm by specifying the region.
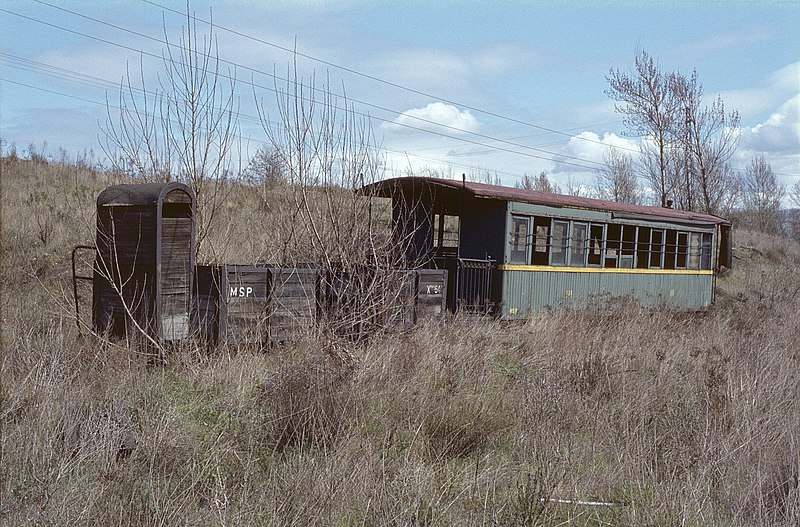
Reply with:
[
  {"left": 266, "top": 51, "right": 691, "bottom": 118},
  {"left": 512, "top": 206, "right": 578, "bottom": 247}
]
[
  {"left": 92, "top": 182, "right": 195, "bottom": 343},
  {"left": 78, "top": 182, "right": 448, "bottom": 349},
  {"left": 192, "top": 264, "right": 319, "bottom": 348}
]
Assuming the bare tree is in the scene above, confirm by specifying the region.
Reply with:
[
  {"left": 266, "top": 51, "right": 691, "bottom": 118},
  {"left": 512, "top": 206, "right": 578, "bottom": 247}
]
[
  {"left": 517, "top": 171, "right": 561, "bottom": 193},
  {"left": 673, "top": 71, "right": 741, "bottom": 215},
  {"left": 789, "top": 179, "right": 800, "bottom": 241},
  {"left": 256, "top": 67, "right": 389, "bottom": 267},
  {"left": 741, "top": 155, "right": 785, "bottom": 234},
  {"left": 255, "top": 64, "right": 419, "bottom": 335},
  {"left": 243, "top": 146, "right": 286, "bottom": 210},
  {"left": 595, "top": 147, "right": 641, "bottom": 203},
  {"left": 467, "top": 169, "right": 501, "bottom": 185},
  {"left": 101, "top": 8, "right": 239, "bottom": 261},
  {"left": 606, "top": 49, "right": 682, "bottom": 207},
  {"left": 564, "top": 176, "right": 589, "bottom": 197},
  {"left": 789, "top": 178, "right": 800, "bottom": 208}
]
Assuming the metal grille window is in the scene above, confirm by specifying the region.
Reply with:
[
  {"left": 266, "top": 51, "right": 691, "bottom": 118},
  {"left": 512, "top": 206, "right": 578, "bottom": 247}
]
[
  {"left": 664, "top": 230, "right": 678, "bottom": 270},
  {"left": 676, "top": 232, "right": 689, "bottom": 269},
  {"left": 649, "top": 229, "right": 665, "bottom": 268},
  {"left": 605, "top": 224, "right": 621, "bottom": 268},
  {"left": 636, "top": 226, "right": 651, "bottom": 269},
  {"left": 619, "top": 225, "right": 637, "bottom": 268}
]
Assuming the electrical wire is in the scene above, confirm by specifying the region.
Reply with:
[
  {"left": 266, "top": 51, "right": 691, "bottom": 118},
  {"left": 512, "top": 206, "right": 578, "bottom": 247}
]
[{"left": 15, "top": 1, "right": 616, "bottom": 168}]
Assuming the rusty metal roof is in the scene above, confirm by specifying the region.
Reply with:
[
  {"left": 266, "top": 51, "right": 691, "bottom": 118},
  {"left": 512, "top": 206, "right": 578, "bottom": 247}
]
[{"left": 361, "top": 176, "right": 730, "bottom": 226}]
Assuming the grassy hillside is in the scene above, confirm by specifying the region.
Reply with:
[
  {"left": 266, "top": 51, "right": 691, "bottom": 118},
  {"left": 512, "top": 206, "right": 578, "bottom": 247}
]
[{"left": 2, "top": 156, "right": 799, "bottom": 526}]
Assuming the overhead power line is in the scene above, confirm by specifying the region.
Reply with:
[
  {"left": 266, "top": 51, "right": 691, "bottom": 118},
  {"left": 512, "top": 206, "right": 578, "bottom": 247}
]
[
  {"left": 138, "top": 0, "right": 637, "bottom": 155},
  {"left": 5, "top": 4, "right": 608, "bottom": 171},
  {"left": 0, "top": 76, "right": 545, "bottom": 182},
  {"left": 30, "top": 0, "right": 616, "bottom": 166}
]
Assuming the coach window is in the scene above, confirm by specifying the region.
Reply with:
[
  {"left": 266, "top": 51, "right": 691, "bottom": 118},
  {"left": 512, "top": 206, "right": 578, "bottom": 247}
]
[
  {"left": 636, "top": 226, "right": 652, "bottom": 269},
  {"left": 550, "top": 220, "right": 569, "bottom": 266},
  {"left": 664, "top": 230, "right": 678, "bottom": 270},
  {"left": 433, "top": 213, "right": 459, "bottom": 256},
  {"left": 688, "top": 232, "right": 702, "bottom": 269},
  {"left": 605, "top": 224, "right": 620, "bottom": 268},
  {"left": 701, "top": 232, "right": 713, "bottom": 270},
  {"left": 570, "top": 222, "right": 588, "bottom": 267},
  {"left": 676, "top": 232, "right": 689, "bottom": 269},
  {"left": 532, "top": 217, "right": 550, "bottom": 265},
  {"left": 649, "top": 229, "right": 665, "bottom": 268},
  {"left": 588, "top": 223, "right": 604, "bottom": 266},
  {"left": 510, "top": 216, "right": 530, "bottom": 264},
  {"left": 619, "top": 225, "right": 636, "bottom": 268}
]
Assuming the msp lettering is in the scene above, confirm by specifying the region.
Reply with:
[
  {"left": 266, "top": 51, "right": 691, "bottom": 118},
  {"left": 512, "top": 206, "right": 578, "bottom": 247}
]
[{"left": 230, "top": 286, "right": 253, "bottom": 298}]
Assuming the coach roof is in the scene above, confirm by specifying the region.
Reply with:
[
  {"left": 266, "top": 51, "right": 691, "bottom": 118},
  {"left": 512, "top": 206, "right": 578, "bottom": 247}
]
[{"left": 361, "top": 176, "right": 730, "bottom": 227}]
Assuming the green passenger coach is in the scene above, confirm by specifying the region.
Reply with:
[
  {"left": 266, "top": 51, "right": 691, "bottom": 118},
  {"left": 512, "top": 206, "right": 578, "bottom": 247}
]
[{"left": 362, "top": 176, "right": 732, "bottom": 319}]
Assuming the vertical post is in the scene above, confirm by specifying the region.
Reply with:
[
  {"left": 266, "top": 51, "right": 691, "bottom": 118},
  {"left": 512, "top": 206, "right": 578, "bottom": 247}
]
[{"left": 457, "top": 174, "right": 465, "bottom": 311}]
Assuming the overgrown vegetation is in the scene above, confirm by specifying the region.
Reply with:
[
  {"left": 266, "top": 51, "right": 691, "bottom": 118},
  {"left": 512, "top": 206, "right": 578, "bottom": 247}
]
[{"left": 2, "top": 153, "right": 799, "bottom": 526}]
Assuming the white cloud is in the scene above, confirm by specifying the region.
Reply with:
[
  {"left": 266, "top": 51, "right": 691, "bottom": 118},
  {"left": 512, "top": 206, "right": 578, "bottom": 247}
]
[
  {"left": 767, "top": 62, "right": 800, "bottom": 93},
  {"left": 735, "top": 94, "right": 800, "bottom": 183},
  {"left": 552, "top": 131, "right": 638, "bottom": 174},
  {"left": 718, "top": 62, "right": 800, "bottom": 123},
  {"left": 385, "top": 102, "right": 479, "bottom": 134},
  {"left": 740, "top": 94, "right": 800, "bottom": 155}
]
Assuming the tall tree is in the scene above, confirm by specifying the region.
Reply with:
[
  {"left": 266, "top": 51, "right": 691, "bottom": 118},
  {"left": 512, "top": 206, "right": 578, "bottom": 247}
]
[
  {"left": 741, "top": 155, "right": 785, "bottom": 234},
  {"left": 674, "top": 70, "right": 742, "bottom": 215},
  {"left": 595, "top": 147, "right": 641, "bottom": 203},
  {"left": 606, "top": 49, "right": 682, "bottom": 207}
]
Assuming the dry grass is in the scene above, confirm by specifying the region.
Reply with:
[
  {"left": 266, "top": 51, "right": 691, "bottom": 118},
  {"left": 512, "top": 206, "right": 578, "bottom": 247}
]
[{"left": 2, "top": 156, "right": 800, "bottom": 525}]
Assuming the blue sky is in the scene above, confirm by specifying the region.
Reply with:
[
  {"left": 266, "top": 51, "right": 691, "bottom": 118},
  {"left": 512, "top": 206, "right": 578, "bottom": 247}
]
[{"left": 1, "top": 0, "right": 798, "bottom": 194}]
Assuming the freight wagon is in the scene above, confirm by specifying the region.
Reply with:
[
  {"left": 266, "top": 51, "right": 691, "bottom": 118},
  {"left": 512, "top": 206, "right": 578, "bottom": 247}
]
[{"left": 73, "top": 182, "right": 448, "bottom": 346}]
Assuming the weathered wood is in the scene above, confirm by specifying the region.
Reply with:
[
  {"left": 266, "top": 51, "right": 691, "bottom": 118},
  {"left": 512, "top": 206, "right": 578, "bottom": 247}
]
[{"left": 93, "top": 183, "right": 195, "bottom": 343}]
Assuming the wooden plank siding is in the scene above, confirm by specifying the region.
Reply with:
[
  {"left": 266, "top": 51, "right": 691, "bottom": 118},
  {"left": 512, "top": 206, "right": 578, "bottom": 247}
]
[
  {"left": 92, "top": 183, "right": 195, "bottom": 344},
  {"left": 192, "top": 265, "right": 449, "bottom": 347},
  {"left": 192, "top": 265, "right": 319, "bottom": 348}
]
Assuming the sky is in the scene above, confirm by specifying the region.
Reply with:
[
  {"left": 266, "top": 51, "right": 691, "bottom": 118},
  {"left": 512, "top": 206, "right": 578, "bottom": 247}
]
[{"left": 1, "top": 0, "right": 799, "bottom": 197}]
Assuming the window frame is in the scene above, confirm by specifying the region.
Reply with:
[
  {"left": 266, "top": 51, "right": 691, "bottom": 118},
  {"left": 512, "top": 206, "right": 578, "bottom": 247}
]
[
  {"left": 532, "top": 217, "right": 551, "bottom": 265},
  {"left": 649, "top": 228, "right": 665, "bottom": 269},
  {"left": 587, "top": 223, "right": 605, "bottom": 267},
  {"left": 688, "top": 232, "right": 703, "bottom": 270},
  {"left": 509, "top": 215, "right": 531, "bottom": 264},
  {"left": 569, "top": 222, "right": 589, "bottom": 267},
  {"left": 507, "top": 216, "right": 715, "bottom": 272},
  {"left": 549, "top": 220, "right": 570, "bottom": 266},
  {"left": 701, "top": 232, "right": 713, "bottom": 270}
]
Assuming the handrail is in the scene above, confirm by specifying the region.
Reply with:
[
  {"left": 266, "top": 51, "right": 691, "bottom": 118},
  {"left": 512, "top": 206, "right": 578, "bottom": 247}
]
[{"left": 72, "top": 245, "right": 96, "bottom": 334}]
